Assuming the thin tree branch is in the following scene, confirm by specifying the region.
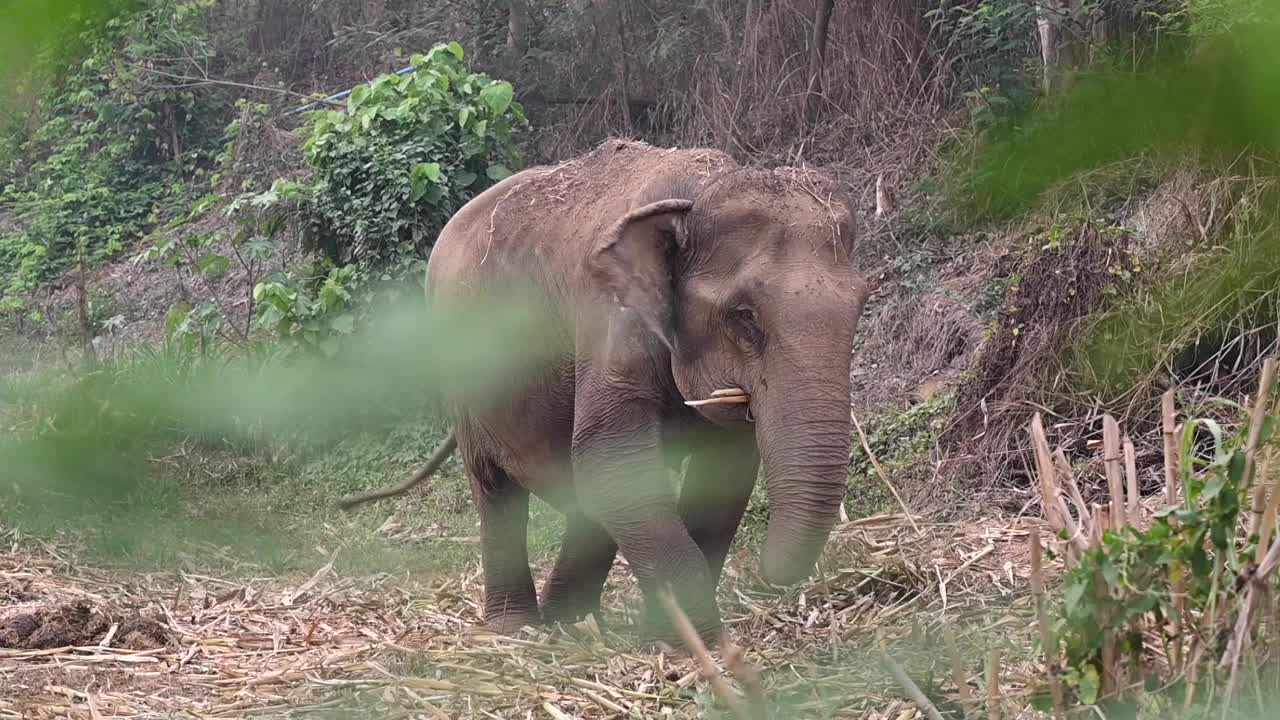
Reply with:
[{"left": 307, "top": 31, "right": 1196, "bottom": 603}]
[{"left": 125, "top": 64, "right": 345, "bottom": 107}]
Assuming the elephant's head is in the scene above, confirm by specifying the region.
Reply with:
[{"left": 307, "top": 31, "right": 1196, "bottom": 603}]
[{"left": 589, "top": 167, "right": 867, "bottom": 586}]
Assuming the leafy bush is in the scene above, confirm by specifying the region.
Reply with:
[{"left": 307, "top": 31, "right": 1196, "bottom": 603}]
[
  {"left": 301, "top": 41, "right": 526, "bottom": 270},
  {"left": 0, "top": 0, "right": 226, "bottom": 310},
  {"left": 139, "top": 180, "right": 306, "bottom": 355}
]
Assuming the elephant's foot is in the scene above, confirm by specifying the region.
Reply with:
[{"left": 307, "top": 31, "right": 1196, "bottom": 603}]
[
  {"left": 638, "top": 602, "right": 722, "bottom": 650},
  {"left": 541, "top": 601, "right": 603, "bottom": 626},
  {"left": 474, "top": 609, "right": 541, "bottom": 635}
]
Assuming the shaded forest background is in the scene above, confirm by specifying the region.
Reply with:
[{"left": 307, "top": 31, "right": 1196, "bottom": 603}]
[{"left": 2, "top": 0, "right": 1277, "bottom": 519}]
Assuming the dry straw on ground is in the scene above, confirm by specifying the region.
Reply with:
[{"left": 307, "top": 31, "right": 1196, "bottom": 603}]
[{"left": 2, "top": 504, "right": 1063, "bottom": 719}]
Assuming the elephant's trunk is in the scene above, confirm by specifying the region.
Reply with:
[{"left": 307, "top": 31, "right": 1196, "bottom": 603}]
[{"left": 755, "top": 375, "right": 852, "bottom": 586}]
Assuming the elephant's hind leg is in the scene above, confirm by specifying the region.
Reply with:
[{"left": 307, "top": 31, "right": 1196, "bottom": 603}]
[
  {"left": 540, "top": 513, "right": 617, "bottom": 624},
  {"left": 467, "top": 455, "right": 540, "bottom": 633}
]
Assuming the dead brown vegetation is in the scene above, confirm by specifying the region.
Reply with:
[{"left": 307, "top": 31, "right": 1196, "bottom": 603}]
[{"left": 0, "top": 511, "right": 1064, "bottom": 718}]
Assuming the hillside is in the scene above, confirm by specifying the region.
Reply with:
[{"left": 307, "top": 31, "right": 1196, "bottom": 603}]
[{"left": 4, "top": 1, "right": 1280, "bottom": 718}]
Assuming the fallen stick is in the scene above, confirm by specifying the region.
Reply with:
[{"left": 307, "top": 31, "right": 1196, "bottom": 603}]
[
  {"left": 878, "top": 646, "right": 947, "bottom": 720},
  {"left": 851, "top": 411, "right": 921, "bottom": 534},
  {"left": 656, "top": 589, "right": 756, "bottom": 720}
]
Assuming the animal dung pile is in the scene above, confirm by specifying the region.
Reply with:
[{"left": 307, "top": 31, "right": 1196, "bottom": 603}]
[{"left": 0, "top": 513, "right": 1063, "bottom": 719}]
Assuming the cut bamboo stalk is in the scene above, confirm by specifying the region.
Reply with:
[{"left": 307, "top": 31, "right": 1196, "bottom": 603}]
[
  {"left": 1249, "top": 392, "right": 1280, "bottom": 551},
  {"left": 1103, "top": 415, "right": 1125, "bottom": 530},
  {"left": 1123, "top": 435, "right": 1140, "bottom": 525},
  {"left": 1054, "top": 448, "right": 1090, "bottom": 528},
  {"left": 1162, "top": 388, "right": 1179, "bottom": 507},
  {"left": 985, "top": 647, "right": 1002, "bottom": 720},
  {"left": 1241, "top": 358, "right": 1277, "bottom": 497},
  {"left": 1030, "top": 413, "right": 1062, "bottom": 532},
  {"left": 1031, "top": 414, "right": 1088, "bottom": 554},
  {"left": 1162, "top": 388, "right": 1186, "bottom": 672},
  {"left": 1122, "top": 435, "right": 1144, "bottom": 681},
  {"left": 1258, "top": 468, "right": 1280, "bottom": 563},
  {"left": 943, "top": 625, "right": 972, "bottom": 717},
  {"left": 1092, "top": 504, "right": 1118, "bottom": 698},
  {"left": 1030, "top": 532, "right": 1065, "bottom": 720}
]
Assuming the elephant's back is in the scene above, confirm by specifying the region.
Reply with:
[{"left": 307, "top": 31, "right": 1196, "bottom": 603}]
[{"left": 426, "top": 138, "right": 736, "bottom": 303}]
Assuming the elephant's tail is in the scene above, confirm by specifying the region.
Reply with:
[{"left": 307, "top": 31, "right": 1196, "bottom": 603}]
[{"left": 336, "top": 430, "right": 458, "bottom": 511}]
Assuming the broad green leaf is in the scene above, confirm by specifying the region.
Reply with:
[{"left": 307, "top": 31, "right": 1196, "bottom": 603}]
[
  {"left": 196, "top": 253, "right": 230, "bottom": 277},
  {"left": 458, "top": 107, "right": 472, "bottom": 127},
  {"left": 1029, "top": 686, "right": 1054, "bottom": 713},
  {"left": 1201, "top": 474, "right": 1225, "bottom": 501},
  {"left": 1063, "top": 578, "right": 1088, "bottom": 617},
  {"left": 445, "top": 41, "right": 464, "bottom": 60},
  {"left": 350, "top": 85, "right": 371, "bottom": 109},
  {"left": 486, "top": 163, "right": 513, "bottom": 181},
  {"left": 1078, "top": 665, "right": 1100, "bottom": 705},
  {"left": 413, "top": 162, "right": 444, "bottom": 183},
  {"left": 164, "top": 303, "right": 192, "bottom": 342},
  {"left": 479, "top": 81, "right": 514, "bottom": 114}
]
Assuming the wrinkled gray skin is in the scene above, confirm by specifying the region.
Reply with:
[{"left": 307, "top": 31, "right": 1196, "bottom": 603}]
[{"left": 426, "top": 139, "right": 868, "bottom": 641}]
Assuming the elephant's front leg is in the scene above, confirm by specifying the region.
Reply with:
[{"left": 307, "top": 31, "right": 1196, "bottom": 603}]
[
  {"left": 572, "top": 418, "right": 721, "bottom": 642},
  {"left": 540, "top": 513, "right": 617, "bottom": 624},
  {"left": 677, "top": 429, "right": 760, "bottom": 586}
]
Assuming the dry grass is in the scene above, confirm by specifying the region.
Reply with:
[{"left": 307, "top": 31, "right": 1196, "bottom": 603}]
[{"left": 1, "top": 508, "right": 1067, "bottom": 719}]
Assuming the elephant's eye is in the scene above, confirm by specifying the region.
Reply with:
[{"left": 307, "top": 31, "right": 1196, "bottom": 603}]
[{"left": 726, "top": 305, "right": 764, "bottom": 350}]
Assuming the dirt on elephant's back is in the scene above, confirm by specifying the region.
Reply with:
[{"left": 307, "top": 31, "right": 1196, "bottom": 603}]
[{"left": 505, "top": 138, "right": 737, "bottom": 219}]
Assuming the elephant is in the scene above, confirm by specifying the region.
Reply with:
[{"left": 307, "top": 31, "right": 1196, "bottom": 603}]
[{"left": 360, "top": 138, "right": 868, "bottom": 642}]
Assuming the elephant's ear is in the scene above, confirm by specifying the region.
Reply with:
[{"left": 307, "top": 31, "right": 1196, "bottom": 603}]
[{"left": 588, "top": 199, "right": 694, "bottom": 351}]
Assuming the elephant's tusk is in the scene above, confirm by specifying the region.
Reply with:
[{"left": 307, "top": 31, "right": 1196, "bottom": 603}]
[{"left": 685, "top": 388, "right": 751, "bottom": 407}]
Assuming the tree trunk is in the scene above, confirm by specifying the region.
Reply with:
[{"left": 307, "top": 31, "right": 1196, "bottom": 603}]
[
  {"left": 1038, "top": 0, "right": 1098, "bottom": 95},
  {"left": 75, "top": 251, "right": 97, "bottom": 369},
  {"left": 805, "top": 0, "right": 836, "bottom": 122},
  {"left": 507, "top": 0, "right": 528, "bottom": 58},
  {"left": 1036, "top": 2, "right": 1060, "bottom": 96}
]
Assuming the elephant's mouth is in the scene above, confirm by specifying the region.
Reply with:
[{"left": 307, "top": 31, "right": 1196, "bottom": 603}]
[{"left": 684, "top": 387, "right": 754, "bottom": 424}]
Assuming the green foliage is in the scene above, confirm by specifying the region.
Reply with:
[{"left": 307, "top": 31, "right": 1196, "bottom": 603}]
[
  {"left": 925, "top": 0, "right": 1039, "bottom": 128},
  {"left": 301, "top": 41, "right": 526, "bottom": 269},
  {"left": 1, "top": 286, "right": 559, "bottom": 560},
  {"left": 138, "top": 178, "right": 307, "bottom": 354},
  {"left": 1151, "top": 0, "right": 1274, "bottom": 38},
  {"left": 253, "top": 263, "right": 358, "bottom": 358},
  {"left": 846, "top": 392, "right": 954, "bottom": 514},
  {"left": 954, "top": 2, "right": 1280, "bottom": 222},
  {"left": 1049, "top": 405, "right": 1275, "bottom": 707},
  {"left": 1076, "top": 174, "right": 1280, "bottom": 395},
  {"left": 0, "top": 0, "right": 226, "bottom": 310}
]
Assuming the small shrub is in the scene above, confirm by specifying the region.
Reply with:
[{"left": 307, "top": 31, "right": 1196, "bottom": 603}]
[{"left": 301, "top": 41, "right": 527, "bottom": 270}]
